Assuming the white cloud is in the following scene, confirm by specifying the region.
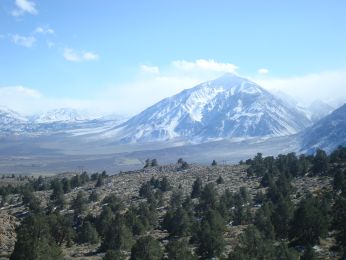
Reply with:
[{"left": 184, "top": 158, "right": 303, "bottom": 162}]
[
  {"left": 12, "top": 0, "right": 38, "bottom": 16},
  {"left": 11, "top": 34, "right": 36, "bottom": 48},
  {"left": 258, "top": 68, "right": 269, "bottom": 75},
  {"left": 63, "top": 48, "right": 80, "bottom": 62},
  {"left": 63, "top": 48, "right": 99, "bottom": 62},
  {"left": 35, "top": 26, "right": 54, "bottom": 35},
  {"left": 253, "top": 69, "right": 346, "bottom": 106},
  {"left": 83, "top": 52, "right": 99, "bottom": 61},
  {"left": 172, "top": 59, "right": 238, "bottom": 73},
  {"left": 140, "top": 65, "right": 160, "bottom": 74}
]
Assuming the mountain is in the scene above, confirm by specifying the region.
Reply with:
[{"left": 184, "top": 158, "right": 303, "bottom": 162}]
[
  {"left": 0, "top": 107, "right": 124, "bottom": 137},
  {"left": 0, "top": 107, "right": 28, "bottom": 135},
  {"left": 308, "top": 100, "right": 334, "bottom": 122},
  {"left": 300, "top": 103, "right": 346, "bottom": 153},
  {"left": 30, "top": 108, "right": 89, "bottom": 123},
  {"left": 106, "top": 74, "right": 312, "bottom": 143}
]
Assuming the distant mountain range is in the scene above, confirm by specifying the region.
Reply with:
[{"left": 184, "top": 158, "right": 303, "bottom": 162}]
[
  {"left": 0, "top": 107, "right": 124, "bottom": 136},
  {"left": 105, "top": 74, "right": 312, "bottom": 143},
  {"left": 0, "top": 74, "right": 344, "bottom": 156}
]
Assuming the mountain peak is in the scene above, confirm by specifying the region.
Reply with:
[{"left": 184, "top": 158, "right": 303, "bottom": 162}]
[{"left": 107, "top": 74, "right": 312, "bottom": 143}]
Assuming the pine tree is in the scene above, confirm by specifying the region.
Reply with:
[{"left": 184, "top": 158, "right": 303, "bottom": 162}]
[
  {"left": 95, "top": 175, "right": 104, "bottom": 187},
  {"left": 77, "top": 221, "right": 99, "bottom": 244},
  {"left": 10, "top": 214, "right": 63, "bottom": 260},
  {"left": 312, "top": 149, "right": 329, "bottom": 175},
  {"left": 100, "top": 214, "right": 133, "bottom": 252},
  {"left": 166, "top": 239, "right": 197, "bottom": 260},
  {"left": 71, "top": 191, "right": 87, "bottom": 216},
  {"left": 130, "top": 236, "right": 163, "bottom": 260},
  {"left": 290, "top": 195, "right": 328, "bottom": 245},
  {"left": 196, "top": 209, "right": 225, "bottom": 259},
  {"left": 216, "top": 175, "right": 224, "bottom": 184},
  {"left": 191, "top": 177, "right": 203, "bottom": 198},
  {"left": 103, "top": 250, "right": 126, "bottom": 260},
  {"left": 159, "top": 176, "right": 171, "bottom": 192},
  {"left": 301, "top": 245, "right": 317, "bottom": 260},
  {"left": 228, "top": 226, "right": 275, "bottom": 260}
]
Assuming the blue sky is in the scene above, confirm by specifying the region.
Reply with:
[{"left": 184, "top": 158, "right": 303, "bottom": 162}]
[{"left": 1, "top": 0, "right": 346, "bottom": 115}]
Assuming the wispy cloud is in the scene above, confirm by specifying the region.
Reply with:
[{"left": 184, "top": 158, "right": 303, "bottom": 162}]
[
  {"left": 83, "top": 52, "right": 99, "bottom": 61},
  {"left": 35, "top": 26, "right": 54, "bottom": 35},
  {"left": 258, "top": 68, "right": 269, "bottom": 75},
  {"left": 140, "top": 65, "right": 160, "bottom": 74},
  {"left": 63, "top": 48, "right": 99, "bottom": 62},
  {"left": 253, "top": 69, "right": 346, "bottom": 106},
  {"left": 172, "top": 59, "right": 238, "bottom": 74},
  {"left": 11, "top": 34, "right": 36, "bottom": 48},
  {"left": 12, "top": 0, "right": 38, "bottom": 16}
]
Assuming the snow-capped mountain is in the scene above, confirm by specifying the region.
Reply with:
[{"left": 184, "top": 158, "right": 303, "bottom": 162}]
[
  {"left": 30, "top": 108, "right": 89, "bottom": 123},
  {"left": 300, "top": 103, "right": 346, "bottom": 153},
  {"left": 0, "top": 106, "right": 28, "bottom": 135},
  {"left": 106, "top": 73, "right": 312, "bottom": 143},
  {"left": 0, "top": 107, "right": 124, "bottom": 137}
]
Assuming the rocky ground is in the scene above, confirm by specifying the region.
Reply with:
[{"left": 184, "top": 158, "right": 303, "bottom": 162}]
[{"left": 0, "top": 163, "right": 334, "bottom": 259}]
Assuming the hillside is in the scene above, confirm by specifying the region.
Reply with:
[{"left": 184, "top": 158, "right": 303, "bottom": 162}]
[{"left": 1, "top": 146, "right": 345, "bottom": 259}]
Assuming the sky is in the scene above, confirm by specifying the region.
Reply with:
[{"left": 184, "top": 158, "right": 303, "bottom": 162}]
[{"left": 1, "top": 0, "right": 346, "bottom": 116}]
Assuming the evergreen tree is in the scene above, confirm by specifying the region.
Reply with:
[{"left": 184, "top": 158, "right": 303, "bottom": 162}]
[
  {"left": 271, "top": 195, "right": 293, "bottom": 239},
  {"left": 228, "top": 226, "right": 275, "bottom": 260},
  {"left": 50, "top": 180, "right": 65, "bottom": 209},
  {"left": 332, "top": 196, "right": 346, "bottom": 257},
  {"left": 151, "top": 158, "right": 158, "bottom": 167},
  {"left": 100, "top": 214, "right": 133, "bottom": 252},
  {"left": 89, "top": 190, "right": 98, "bottom": 202},
  {"left": 162, "top": 207, "right": 193, "bottom": 237},
  {"left": 10, "top": 214, "right": 63, "bottom": 260},
  {"left": 103, "top": 250, "right": 126, "bottom": 260},
  {"left": 218, "top": 189, "right": 234, "bottom": 220},
  {"left": 312, "top": 149, "right": 329, "bottom": 175},
  {"left": 301, "top": 245, "right": 317, "bottom": 260},
  {"left": 191, "top": 177, "right": 203, "bottom": 198},
  {"left": 159, "top": 176, "right": 171, "bottom": 192},
  {"left": 96, "top": 206, "right": 114, "bottom": 237},
  {"left": 333, "top": 170, "right": 345, "bottom": 192},
  {"left": 130, "top": 236, "right": 163, "bottom": 260},
  {"left": 196, "top": 210, "right": 225, "bottom": 259},
  {"left": 166, "top": 239, "right": 197, "bottom": 260},
  {"left": 254, "top": 202, "right": 275, "bottom": 240},
  {"left": 102, "top": 194, "right": 124, "bottom": 213},
  {"left": 290, "top": 195, "right": 328, "bottom": 246},
  {"left": 125, "top": 206, "right": 146, "bottom": 235},
  {"left": 95, "top": 175, "right": 104, "bottom": 187},
  {"left": 198, "top": 183, "right": 218, "bottom": 212},
  {"left": 48, "top": 212, "right": 75, "bottom": 246},
  {"left": 139, "top": 181, "right": 153, "bottom": 198},
  {"left": 71, "top": 191, "right": 87, "bottom": 216},
  {"left": 62, "top": 178, "right": 71, "bottom": 194},
  {"left": 77, "top": 221, "right": 99, "bottom": 244},
  {"left": 216, "top": 175, "right": 224, "bottom": 184}
]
